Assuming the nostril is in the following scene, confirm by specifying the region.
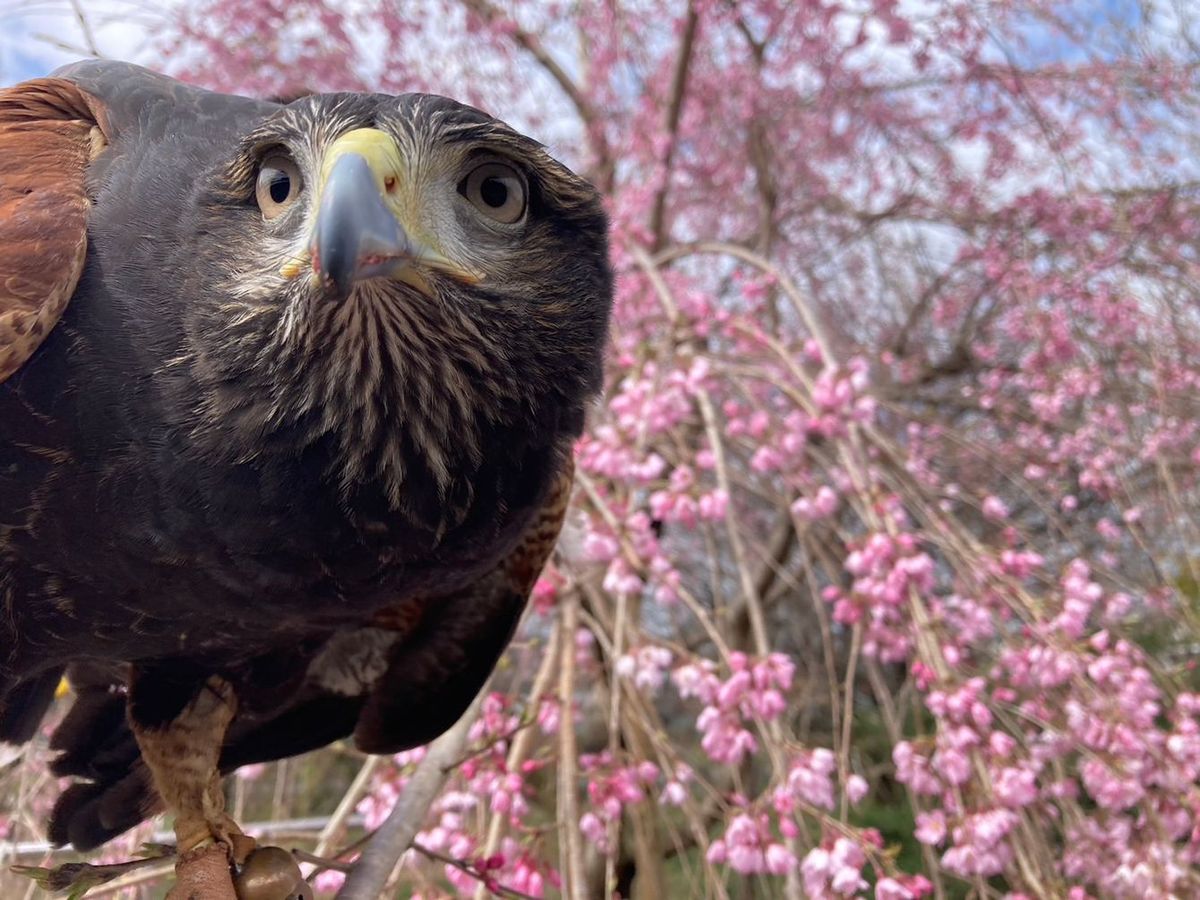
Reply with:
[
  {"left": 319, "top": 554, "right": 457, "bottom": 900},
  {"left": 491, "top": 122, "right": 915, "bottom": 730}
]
[{"left": 384, "top": 175, "right": 397, "bottom": 193}]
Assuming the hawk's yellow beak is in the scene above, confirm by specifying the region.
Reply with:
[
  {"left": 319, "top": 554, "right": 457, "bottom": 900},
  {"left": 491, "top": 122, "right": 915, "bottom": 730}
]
[{"left": 306, "top": 128, "right": 481, "bottom": 297}]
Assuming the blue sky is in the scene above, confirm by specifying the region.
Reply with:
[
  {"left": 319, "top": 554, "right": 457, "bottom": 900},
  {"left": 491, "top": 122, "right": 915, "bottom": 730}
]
[
  {"left": 0, "top": 1, "right": 162, "bottom": 85},
  {"left": 0, "top": 43, "right": 63, "bottom": 84}
]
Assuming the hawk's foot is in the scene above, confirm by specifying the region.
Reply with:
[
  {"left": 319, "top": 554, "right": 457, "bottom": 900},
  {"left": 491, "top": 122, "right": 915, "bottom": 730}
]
[
  {"left": 130, "top": 674, "right": 254, "bottom": 863},
  {"left": 173, "top": 806, "right": 256, "bottom": 862}
]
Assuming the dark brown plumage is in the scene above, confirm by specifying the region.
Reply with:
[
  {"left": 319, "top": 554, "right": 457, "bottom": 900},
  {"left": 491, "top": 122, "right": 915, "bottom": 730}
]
[{"left": 0, "top": 61, "right": 610, "bottom": 854}]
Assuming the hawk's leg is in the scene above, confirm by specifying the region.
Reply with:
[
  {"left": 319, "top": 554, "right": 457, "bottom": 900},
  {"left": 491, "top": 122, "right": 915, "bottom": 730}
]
[{"left": 127, "top": 669, "right": 252, "bottom": 861}]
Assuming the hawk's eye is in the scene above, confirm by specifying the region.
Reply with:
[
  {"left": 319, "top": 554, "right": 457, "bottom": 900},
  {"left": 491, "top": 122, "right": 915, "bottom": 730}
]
[
  {"left": 255, "top": 155, "right": 303, "bottom": 220},
  {"left": 459, "top": 161, "right": 526, "bottom": 225}
]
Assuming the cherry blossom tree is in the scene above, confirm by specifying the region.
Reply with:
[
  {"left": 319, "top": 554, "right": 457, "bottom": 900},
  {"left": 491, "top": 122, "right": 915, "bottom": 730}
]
[{"left": 5, "top": 1, "right": 1200, "bottom": 897}]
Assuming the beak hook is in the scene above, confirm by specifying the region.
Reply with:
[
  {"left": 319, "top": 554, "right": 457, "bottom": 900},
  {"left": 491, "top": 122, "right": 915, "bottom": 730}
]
[{"left": 310, "top": 152, "right": 410, "bottom": 298}]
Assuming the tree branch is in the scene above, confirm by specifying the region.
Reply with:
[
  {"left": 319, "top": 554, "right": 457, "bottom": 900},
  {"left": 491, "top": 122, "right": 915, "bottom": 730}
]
[
  {"left": 648, "top": 1, "right": 700, "bottom": 250},
  {"left": 555, "top": 593, "right": 587, "bottom": 900},
  {"left": 335, "top": 690, "right": 488, "bottom": 900},
  {"left": 457, "top": 0, "right": 614, "bottom": 188},
  {"left": 313, "top": 756, "right": 382, "bottom": 860},
  {"left": 472, "top": 625, "right": 561, "bottom": 900}
]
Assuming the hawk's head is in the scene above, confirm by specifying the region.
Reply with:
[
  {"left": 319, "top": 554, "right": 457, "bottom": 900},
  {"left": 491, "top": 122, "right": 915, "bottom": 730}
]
[{"left": 63, "top": 64, "right": 611, "bottom": 520}]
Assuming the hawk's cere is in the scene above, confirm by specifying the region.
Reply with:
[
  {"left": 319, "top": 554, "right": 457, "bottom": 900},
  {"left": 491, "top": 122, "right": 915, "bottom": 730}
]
[{"left": 0, "top": 60, "right": 610, "bottom": 861}]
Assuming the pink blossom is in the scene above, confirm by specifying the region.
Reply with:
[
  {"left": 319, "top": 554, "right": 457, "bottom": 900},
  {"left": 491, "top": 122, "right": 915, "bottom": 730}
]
[
  {"left": 616, "top": 645, "right": 674, "bottom": 693},
  {"left": 994, "top": 766, "right": 1039, "bottom": 807},
  {"left": 982, "top": 495, "right": 1010, "bottom": 521},
  {"left": 660, "top": 781, "right": 687, "bottom": 806},
  {"left": 313, "top": 869, "right": 346, "bottom": 894},
  {"left": 581, "top": 530, "right": 619, "bottom": 562},
  {"left": 915, "top": 810, "right": 947, "bottom": 845},
  {"left": 845, "top": 774, "right": 869, "bottom": 805}
]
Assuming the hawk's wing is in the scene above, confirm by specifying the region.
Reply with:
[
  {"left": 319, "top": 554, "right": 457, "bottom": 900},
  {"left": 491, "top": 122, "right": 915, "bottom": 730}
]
[
  {"left": 0, "top": 78, "right": 106, "bottom": 383},
  {"left": 46, "top": 462, "right": 575, "bottom": 850},
  {"left": 353, "top": 459, "right": 574, "bottom": 752},
  {"left": 0, "top": 79, "right": 107, "bottom": 747},
  {"left": 0, "top": 64, "right": 276, "bottom": 747}
]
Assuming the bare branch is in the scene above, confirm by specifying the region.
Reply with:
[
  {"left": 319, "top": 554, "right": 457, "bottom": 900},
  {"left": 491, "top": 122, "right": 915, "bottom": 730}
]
[
  {"left": 335, "top": 691, "right": 488, "bottom": 900},
  {"left": 313, "top": 756, "right": 382, "bottom": 860},
  {"left": 412, "top": 841, "right": 539, "bottom": 900},
  {"left": 555, "top": 594, "right": 587, "bottom": 900},
  {"left": 456, "top": 0, "right": 614, "bottom": 187},
  {"left": 473, "top": 625, "right": 561, "bottom": 900},
  {"left": 68, "top": 0, "right": 103, "bottom": 57},
  {"left": 648, "top": 1, "right": 700, "bottom": 250}
]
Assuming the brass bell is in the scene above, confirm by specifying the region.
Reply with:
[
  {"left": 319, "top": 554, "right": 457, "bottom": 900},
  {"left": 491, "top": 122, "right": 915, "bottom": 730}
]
[{"left": 232, "top": 846, "right": 313, "bottom": 900}]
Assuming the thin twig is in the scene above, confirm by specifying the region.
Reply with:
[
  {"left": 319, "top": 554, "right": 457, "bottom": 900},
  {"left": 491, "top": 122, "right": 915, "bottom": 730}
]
[
  {"left": 67, "top": 0, "right": 103, "bottom": 57},
  {"left": 456, "top": 0, "right": 613, "bottom": 188},
  {"left": 648, "top": 0, "right": 700, "bottom": 250},
  {"left": 313, "top": 756, "right": 382, "bottom": 859},
  {"left": 473, "top": 626, "right": 562, "bottom": 900},
  {"left": 555, "top": 595, "right": 587, "bottom": 900},
  {"left": 86, "top": 861, "right": 176, "bottom": 897},
  {"left": 412, "top": 840, "right": 539, "bottom": 900}
]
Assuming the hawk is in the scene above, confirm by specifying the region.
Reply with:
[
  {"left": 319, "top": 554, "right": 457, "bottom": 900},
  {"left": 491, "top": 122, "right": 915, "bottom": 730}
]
[{"left": 0, "top": 60, "right": 610, "bottom": 867}]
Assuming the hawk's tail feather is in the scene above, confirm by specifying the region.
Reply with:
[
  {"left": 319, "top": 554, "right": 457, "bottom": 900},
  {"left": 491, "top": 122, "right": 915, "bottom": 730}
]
[{"left": 0, "top": 668, "right": 64, "bottom": 744}]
